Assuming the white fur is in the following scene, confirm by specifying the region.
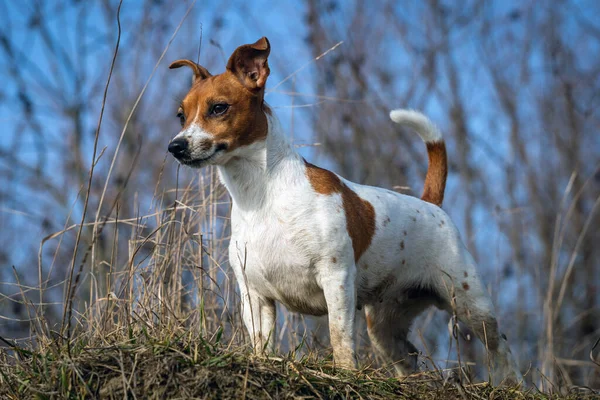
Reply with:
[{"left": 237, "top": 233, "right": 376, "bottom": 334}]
[
  {"left": 208, "top": 109, "right": 522, "bottom": 385},
  {"left": 389, "top": 109, "right": 442, "bottom": 143}
]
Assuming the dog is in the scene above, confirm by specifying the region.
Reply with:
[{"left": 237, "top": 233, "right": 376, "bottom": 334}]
[{"left": 167, "top": 37, "right": 522, "bottom": 385}]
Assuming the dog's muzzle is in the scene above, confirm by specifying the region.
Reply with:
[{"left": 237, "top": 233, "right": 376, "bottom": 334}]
[{"left": 168, "top": 138, "right": 188, "bottom": 159}]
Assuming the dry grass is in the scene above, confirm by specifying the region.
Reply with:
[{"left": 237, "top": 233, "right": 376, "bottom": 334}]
[{"left": 2, "top": 326, "right": 593, "bottom": 400}]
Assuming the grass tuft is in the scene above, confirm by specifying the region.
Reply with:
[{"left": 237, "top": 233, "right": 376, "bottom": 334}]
[{"left": 2, "top": 328, "right": 595, "bottom": 399}]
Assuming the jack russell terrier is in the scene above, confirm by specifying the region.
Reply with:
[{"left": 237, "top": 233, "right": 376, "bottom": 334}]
[{"left": 167, "top": 37, "right": 522, "bottom": 385}]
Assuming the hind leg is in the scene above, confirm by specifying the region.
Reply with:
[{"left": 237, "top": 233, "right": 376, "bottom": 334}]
[
  {"left": 454, "top": 285, "right": 522, "bottom": 385},
  {"left": 365, "top": 303, "right": 424, "bottom": 376},
  {"left": 439, "top": 257, "right": 523, "bottom": 385}
]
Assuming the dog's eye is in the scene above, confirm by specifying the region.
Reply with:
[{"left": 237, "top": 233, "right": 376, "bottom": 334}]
[
  {"left": 177, "top": 111, "right": 185, "bottom": 127},
  {"left": 210, "top": 103, "right": 229, "bottom": 116}
]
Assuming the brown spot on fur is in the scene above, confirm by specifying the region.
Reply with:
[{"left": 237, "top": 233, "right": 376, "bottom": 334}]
[
  {"left": 463, "top": 271, "right": 468, "bottom": 278},
  {"left": 332, "top": 257, "right": 337, "bottom": 264},
  {"left": 339, "top": 285, "right": 344, "bottom": 289},
  {"left": 421, "top": 141, "right": 448, "bottom": 207},
  {"left": 402, "top": 259, "right": 406, "bottom": 265},
  {"left": 366, "top": 312, "right": 375, "bottom": 331},
  {"left": 462, "top": 282, "right": 470, "bottom": 291},
  {"left": 400, "top": 240, "right": 404, "bottom": 250},
  {"left": 304, "top": 161, "right": 376, "bottom": 261}
]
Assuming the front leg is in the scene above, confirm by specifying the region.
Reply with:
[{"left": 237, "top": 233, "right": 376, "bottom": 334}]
[
  {"left": 240, "top": 289, "right": 276, "bottom": 353},
  {"left": 230, "top": 240, "right": 276, "bottom": 353},
  {"left": 320, "top": 260, "right": 357, "bottom": 369}
]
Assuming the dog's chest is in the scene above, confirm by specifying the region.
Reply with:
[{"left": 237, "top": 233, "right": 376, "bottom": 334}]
[{"left": 231, "top": 206, "right": 329, "bottom": 315}]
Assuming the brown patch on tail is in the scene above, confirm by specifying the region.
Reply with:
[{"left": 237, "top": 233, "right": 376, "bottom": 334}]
[
  {"left": 304, "top": 160, "right": 376, "bottom": 262},
  {"left": 421, "top": 141, "right": 448, "bottom": 207}
]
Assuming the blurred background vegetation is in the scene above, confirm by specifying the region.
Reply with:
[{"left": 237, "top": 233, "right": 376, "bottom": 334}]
[{"left": 0, "top": 0, "right": 598, "bottom": 391}]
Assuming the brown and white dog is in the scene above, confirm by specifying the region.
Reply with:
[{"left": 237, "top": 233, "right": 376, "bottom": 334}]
[{"left": 167, "top": 37, "right": 522, "bottom": 384}]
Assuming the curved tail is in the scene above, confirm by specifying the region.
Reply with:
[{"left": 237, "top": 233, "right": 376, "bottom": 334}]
[{"left": 389, "top": 109, "right": 447, "bottom": 207}]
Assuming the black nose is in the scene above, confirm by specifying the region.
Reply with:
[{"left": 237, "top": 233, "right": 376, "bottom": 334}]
[{"left": 168, "top": 138, "right": 188, "bottom": 158}]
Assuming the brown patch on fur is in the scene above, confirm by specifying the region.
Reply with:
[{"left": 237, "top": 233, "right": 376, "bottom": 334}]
[
  {"left": 400, "top": 240, "right": 405, "bottom": 250},
  {"left": 366, "top": 312, "right": 375, "bottom": 331},
  {"left": 332, "top": 257, "right": 337, "bottom": 264},
  {"left": 169, "top": 59, "right": 212, "bottom": 83},
  {"left": 462, "top": 282, "right": 470, "bottom": 291},
  {"left": 304, "top": 161, "right": 376, "bottom": 261},
  {"left": 463, "top": 271, "right": 468, "bottom": 278},
  {"left": 402, "top": 259, "right": 406, "bottom": 265},
  {"left": 226, "top": 37, "right": 270, "bottom": 91},
  {"left": 178, "top": 72, "right": 268, "bottom": 152},
  {"left": 421, "top": 141, "right": 448, "bottom": 207},
  {"left": 171, "top": 38, "right": 271, "bottom": 158}
]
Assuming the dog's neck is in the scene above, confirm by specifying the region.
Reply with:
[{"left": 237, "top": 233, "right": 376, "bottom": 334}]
[{"left": 217, "top": 111, "right": 303, "bottom": 212}]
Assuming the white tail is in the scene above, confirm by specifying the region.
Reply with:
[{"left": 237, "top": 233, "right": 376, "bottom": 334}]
[
  {"left": 389, "top": 108, "right": 447, "bottom": 206},
  {"left": 389, "top": 109, "right": 442, "bottom": 143}
]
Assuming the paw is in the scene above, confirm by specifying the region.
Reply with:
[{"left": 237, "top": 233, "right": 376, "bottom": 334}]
[
  {"left": 333, "top": 354, "right": 358, "bottom": 371},
  {"left": 492, "top": 368, "right": 524, "bottom": 387}
]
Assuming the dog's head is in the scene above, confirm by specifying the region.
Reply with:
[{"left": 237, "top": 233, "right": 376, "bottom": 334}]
[{"left": 167, "top": 37, "right": 271, "bottom": 168}]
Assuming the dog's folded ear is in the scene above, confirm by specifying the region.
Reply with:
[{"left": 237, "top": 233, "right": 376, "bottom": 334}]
[
  {"left": 169, "top": 60, "right": 212, "bottom": 84},
  {"left": 226, "top": 37, "right": 270, "bottom": 92}
]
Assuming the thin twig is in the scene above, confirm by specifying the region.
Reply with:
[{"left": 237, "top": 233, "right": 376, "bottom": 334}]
[{"left": 61, "top": 0, "right": 123, "bottom": 344}]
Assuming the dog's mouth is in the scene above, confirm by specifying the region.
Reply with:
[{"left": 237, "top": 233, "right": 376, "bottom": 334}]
[{"left": 177, "top": 144, "right": 228, "bottom": 168}]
